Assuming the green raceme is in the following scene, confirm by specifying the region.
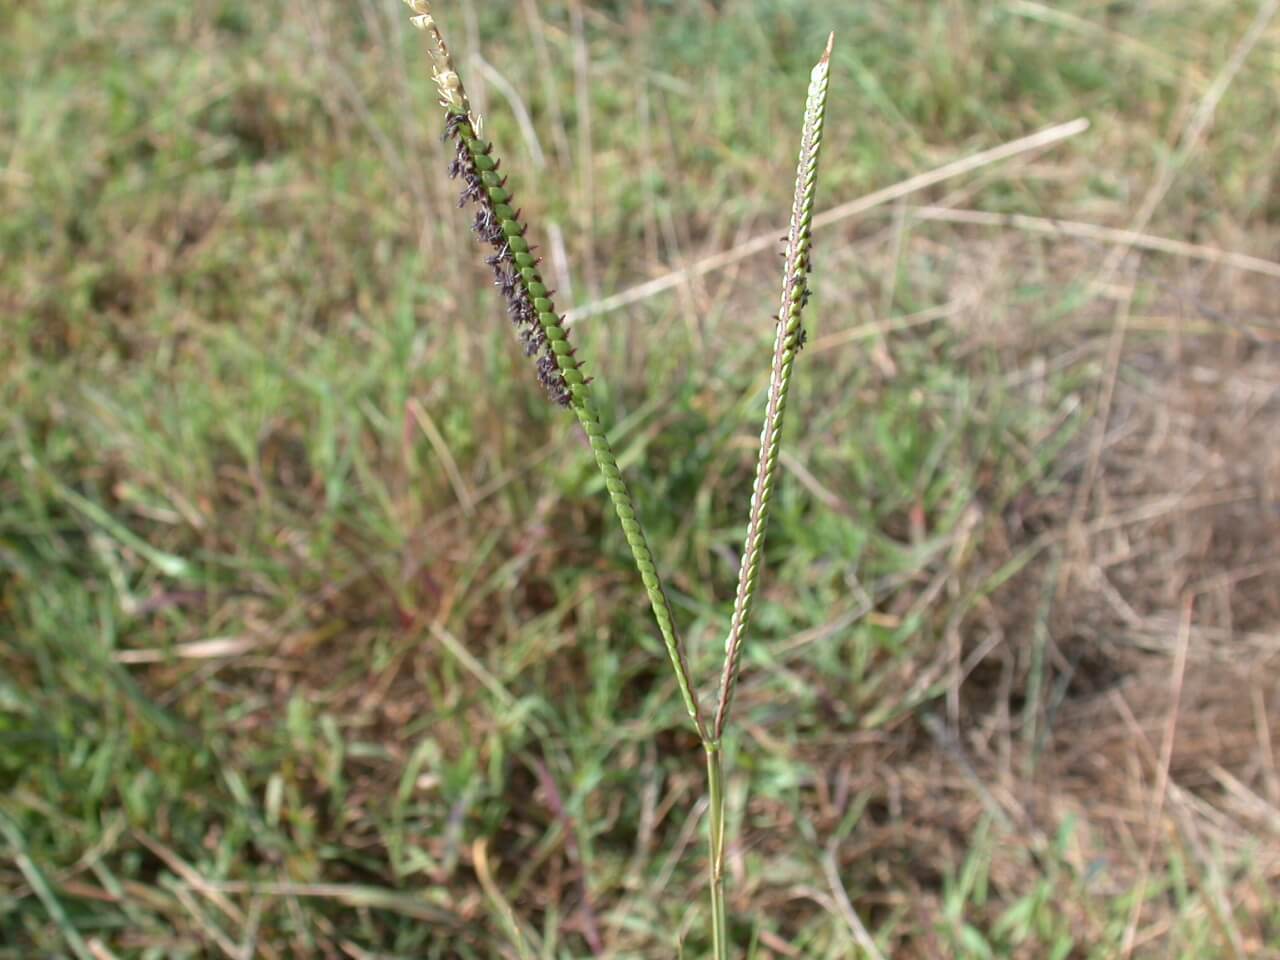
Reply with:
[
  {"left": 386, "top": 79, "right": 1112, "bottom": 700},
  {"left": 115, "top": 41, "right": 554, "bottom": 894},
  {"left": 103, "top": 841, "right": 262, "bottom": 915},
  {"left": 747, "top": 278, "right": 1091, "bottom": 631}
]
[
  {"left": 406, "top": 0, "right": 706, "bottom": 740},
  {"left": 715, "top": 35, "right": 832, "bottom": 739}
]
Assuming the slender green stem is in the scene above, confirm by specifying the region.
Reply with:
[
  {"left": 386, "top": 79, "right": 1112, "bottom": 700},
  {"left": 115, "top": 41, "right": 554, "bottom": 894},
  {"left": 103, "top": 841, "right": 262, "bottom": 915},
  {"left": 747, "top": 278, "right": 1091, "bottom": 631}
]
[
  {"left": 705, "top": 742, "right": 728, "bottom": 959},
  {"left": 572, "top": 392, "right": 708, "bottom": 740}
]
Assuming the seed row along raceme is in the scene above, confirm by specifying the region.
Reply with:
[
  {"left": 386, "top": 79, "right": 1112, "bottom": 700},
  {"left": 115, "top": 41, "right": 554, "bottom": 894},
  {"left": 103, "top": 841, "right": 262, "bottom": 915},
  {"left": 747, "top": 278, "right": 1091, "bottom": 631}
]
[
  {"left": 445, "top": 113, "right": 574, "bottom": 406},
  {"left": 715, "top": 36, "right": 832, "bottom": 739}
]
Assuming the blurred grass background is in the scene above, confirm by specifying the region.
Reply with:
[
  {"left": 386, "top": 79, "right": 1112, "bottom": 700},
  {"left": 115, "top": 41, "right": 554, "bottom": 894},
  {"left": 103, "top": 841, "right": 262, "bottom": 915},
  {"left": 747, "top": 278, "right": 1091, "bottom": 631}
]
[{"left": 2, "top": 0, "right": 1279, "bottom": 956}]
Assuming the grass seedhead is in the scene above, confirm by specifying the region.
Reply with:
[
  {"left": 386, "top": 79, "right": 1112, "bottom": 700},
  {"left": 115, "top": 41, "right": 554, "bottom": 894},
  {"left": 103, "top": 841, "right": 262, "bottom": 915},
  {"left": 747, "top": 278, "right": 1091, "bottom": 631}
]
[
  {"left": 714, "top": 33, "right": 834, "bottom": 740},
  {"left": 406, "top": 8, "right": 833, "bottom": 955},
  {"left": 405, "top": 0, "right": 707, "bottom": 740}
]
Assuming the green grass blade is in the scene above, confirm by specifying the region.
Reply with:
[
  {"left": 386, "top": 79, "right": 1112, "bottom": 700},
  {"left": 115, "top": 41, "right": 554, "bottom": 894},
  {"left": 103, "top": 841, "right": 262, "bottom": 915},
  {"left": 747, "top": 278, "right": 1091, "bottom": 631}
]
[{"left": 0, "top": 811, "right": 96, "bottom": 960}]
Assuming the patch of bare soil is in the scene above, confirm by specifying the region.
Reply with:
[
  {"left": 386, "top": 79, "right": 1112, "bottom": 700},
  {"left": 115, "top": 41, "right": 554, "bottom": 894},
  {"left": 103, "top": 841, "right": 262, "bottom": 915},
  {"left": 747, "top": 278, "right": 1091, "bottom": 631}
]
[{"left": 888, "top": 263, "right": 1280, "bottom": 955}]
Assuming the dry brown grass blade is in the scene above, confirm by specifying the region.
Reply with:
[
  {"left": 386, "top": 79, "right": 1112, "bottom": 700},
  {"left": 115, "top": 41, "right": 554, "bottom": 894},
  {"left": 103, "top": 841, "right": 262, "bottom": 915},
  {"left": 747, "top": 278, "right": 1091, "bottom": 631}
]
[
  {"left": 473, "top": 840, "right": 538, "bottom": 960},
  {"left": 564, "top": 118, "right": 1089, "bottom": 324},
  {"left": 910, "top": 206, "right": 1280, "bottom": 281},
  {"left": 822, "top": 840, "right": 887, "bottom": 960},
  {"left": 1120, "top": 599, "right": 1192, "bottom": 958}
]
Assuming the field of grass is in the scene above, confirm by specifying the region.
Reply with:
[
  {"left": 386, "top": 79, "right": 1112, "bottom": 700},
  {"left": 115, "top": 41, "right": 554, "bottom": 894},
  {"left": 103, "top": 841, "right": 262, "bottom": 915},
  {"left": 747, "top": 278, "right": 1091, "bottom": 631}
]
[{"left": 3, "top": 1, "right": 1279, "bottom": 956}]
